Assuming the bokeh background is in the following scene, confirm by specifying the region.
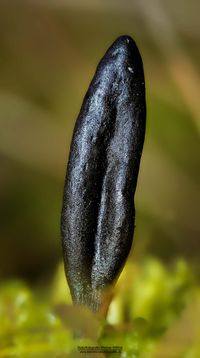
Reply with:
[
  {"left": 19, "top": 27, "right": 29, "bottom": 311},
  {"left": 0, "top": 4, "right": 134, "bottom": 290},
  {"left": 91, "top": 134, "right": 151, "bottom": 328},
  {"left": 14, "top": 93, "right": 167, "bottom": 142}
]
[{"left": 0, "top": 0, "right": 199, "bottom": 357}]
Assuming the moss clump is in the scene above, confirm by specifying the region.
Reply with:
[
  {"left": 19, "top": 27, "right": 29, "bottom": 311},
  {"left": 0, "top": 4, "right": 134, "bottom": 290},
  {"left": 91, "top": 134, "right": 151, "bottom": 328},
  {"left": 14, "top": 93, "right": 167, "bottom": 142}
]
[{"left": 0, "top": 257, "right": 199, "bottom": 358}]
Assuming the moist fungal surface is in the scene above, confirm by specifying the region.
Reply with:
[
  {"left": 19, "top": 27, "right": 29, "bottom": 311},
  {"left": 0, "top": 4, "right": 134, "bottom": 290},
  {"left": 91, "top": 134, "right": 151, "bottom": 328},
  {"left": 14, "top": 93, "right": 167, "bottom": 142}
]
[{"left": 61, "top": 35, "right": 146, "bottom": 311}]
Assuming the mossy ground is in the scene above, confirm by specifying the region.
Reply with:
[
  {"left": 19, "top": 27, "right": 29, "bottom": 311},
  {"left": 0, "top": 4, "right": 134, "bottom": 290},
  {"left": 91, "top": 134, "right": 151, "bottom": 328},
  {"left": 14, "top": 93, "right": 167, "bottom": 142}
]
[{"left": 0, "top": 257, "right": 199, "bottom": 358}]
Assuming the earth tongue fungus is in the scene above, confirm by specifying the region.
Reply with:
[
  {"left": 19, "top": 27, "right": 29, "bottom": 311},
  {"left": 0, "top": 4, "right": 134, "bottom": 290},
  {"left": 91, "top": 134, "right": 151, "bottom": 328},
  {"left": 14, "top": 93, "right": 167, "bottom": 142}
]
[{"left": 61, "top": 35, "right": 146, "bottom": 316}]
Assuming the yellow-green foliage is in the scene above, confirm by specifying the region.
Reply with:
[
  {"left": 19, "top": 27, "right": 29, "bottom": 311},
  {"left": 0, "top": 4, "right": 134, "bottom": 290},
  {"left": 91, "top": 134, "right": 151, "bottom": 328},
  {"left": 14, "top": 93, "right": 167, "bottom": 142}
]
[{"left": 0, "top": 257, "right": 199, "bottom": 357}]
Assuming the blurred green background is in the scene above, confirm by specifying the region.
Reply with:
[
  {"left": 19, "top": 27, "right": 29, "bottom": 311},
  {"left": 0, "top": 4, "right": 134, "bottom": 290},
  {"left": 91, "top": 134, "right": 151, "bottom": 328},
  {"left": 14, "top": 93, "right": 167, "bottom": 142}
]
[{"left": 0, "top": 0, "right": 199, "bottom": 357}]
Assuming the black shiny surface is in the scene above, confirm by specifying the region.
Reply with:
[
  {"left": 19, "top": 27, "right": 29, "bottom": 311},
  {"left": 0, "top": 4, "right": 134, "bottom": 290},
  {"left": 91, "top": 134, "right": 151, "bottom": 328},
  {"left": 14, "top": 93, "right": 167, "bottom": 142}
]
[{"left": 61, "top": 35, "right": 146, "bottom": 312}]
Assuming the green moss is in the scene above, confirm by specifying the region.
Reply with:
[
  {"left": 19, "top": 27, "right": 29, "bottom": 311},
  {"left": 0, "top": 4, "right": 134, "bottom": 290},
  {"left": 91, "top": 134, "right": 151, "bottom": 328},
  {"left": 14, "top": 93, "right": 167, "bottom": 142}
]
[{"left": 0, "top": 258, "right": 199, "bottom": 357}]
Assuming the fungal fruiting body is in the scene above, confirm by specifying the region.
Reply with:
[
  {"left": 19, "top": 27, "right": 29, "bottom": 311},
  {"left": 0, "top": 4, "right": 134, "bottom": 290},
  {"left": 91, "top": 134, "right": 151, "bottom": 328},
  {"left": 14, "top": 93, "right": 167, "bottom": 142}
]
[{"left": 61, "top": 35, "right": 146, "bottom": 313}]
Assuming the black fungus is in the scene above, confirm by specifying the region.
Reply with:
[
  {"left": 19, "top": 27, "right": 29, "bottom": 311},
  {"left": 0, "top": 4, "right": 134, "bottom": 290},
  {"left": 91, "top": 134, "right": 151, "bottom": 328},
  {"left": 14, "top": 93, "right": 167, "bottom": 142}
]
[{"left": 61, "top": 35, "right": 146, "bottom": 312}]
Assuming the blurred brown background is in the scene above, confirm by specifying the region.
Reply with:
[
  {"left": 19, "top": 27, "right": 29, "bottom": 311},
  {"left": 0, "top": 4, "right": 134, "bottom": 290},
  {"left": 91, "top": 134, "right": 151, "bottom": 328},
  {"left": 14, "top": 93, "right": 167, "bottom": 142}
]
[{"left": 0, "top": 0, "right": 199, "bottom": 282}]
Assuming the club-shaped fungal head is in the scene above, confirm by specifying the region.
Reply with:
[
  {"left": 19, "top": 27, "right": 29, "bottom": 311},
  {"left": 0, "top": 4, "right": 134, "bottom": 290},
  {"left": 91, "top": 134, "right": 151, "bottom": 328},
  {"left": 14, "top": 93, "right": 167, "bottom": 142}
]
[{"left": 61, "top": 35, "right": 146, "bottom": 313}]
